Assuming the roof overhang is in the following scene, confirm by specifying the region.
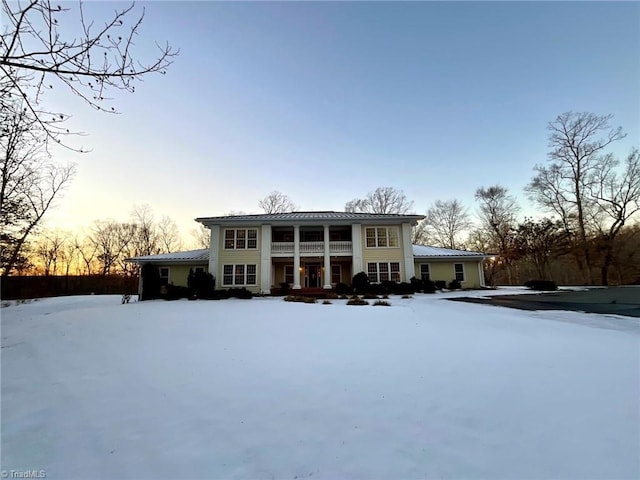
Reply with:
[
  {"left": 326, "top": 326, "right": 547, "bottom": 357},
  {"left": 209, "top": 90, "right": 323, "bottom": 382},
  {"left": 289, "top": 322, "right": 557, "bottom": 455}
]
[
  {"left": 195, "top": 211, "right": 425, "bottom": 228},
  {"left": 414, "top": 255, "right": 491, "bottom": 262}
]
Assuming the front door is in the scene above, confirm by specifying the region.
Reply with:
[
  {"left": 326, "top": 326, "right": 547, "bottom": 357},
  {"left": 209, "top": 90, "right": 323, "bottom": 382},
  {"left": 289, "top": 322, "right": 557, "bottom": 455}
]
[{"left": 305, "top": 264, "right": 321, "bottom": 288}]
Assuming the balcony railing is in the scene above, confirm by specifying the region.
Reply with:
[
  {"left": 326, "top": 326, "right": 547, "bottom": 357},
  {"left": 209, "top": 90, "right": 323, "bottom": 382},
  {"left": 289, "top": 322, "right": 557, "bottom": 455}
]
[{"left": 271, "top": 241, "right": 352, "bottom": 255}]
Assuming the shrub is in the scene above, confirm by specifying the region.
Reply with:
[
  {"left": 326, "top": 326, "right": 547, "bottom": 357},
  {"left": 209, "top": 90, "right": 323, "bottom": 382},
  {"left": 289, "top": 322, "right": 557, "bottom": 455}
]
[
  {"left": 373, "top": 300, "right": 391, "bottom": 306},
  {"left": 352, "top": 272, "right": 370, "bottom": 294},
  {"left": 335, "top": 282, "right": 352, "bottom": 295},
  {"left": 165, "top": 284, "right": 189, "bottom": 300},
  {"left": 226, "top": 287, "right": 253, "bottom": 299},
  {"left": 338, "top": 294, "right": 349, "bottom": 300},
  {"left": 381, "top": 281, "right": 415, "bottom": 295},
  {"left": 401, "top": 295, "right": 412, "bottom": 299},
  {"left": 187, "top": 270, "right": 216, "bottom": 299},
  {"left": 448, "top": 279, "right": 462, "bottom": 290},
  {"left": 434, "top": 280, "right": 447, "bottom": 290},
  {"left": 140, "top": 263, "right": 161, "bottom": 300},
  {"left": 410, "top": 276, "right": 424, "bottom": 292},
  {"left": 397, "top": 282, "right": 415, "bottom": 295},
  {"left": 524, "top": 280, "right": 558, "bottom": 291},
  {"left": 362, "top": 294, "right": 379, "bottom": 300},
  {"left": 325, "top": 292, "right": 339, "bottom": 299},
  {"left": 423, "top": 280, "right": 437, "bottom": 293},
  {"left": 347, "top": 298, "right": 369, "bottom": 306},
  {"left": 322, "top": 300, "right": 332, "bottom": 305},
  {"left": 284, "top": 295, "right": 317, "bottom": 303},
  {"left": 279, "top": 282, "right": 290, "bottom": 295}
]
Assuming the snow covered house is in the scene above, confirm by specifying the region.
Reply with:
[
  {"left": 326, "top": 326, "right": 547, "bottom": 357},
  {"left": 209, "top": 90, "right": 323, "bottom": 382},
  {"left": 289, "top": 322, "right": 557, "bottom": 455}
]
[{"left": 128, "top": 211, "right": 488, "bottom": 294}]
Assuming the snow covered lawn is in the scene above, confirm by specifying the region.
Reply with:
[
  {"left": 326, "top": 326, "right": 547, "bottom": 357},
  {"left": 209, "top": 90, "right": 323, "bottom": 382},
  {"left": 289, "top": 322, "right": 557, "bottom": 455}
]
[{"left": 2, "top": 291, "right": 639, "bottom": 479}]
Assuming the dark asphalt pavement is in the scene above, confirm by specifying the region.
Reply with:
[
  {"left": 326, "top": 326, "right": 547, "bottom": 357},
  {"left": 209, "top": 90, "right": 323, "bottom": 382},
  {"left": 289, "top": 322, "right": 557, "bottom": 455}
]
[{"left": 450, "top": 287, "right": 640, "bottom": 318}]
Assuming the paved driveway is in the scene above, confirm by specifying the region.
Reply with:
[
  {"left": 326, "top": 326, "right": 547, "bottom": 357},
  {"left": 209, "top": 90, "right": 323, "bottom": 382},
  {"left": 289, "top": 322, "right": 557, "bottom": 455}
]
[{"left": 451, "top": 287, "right": 640, "bottom": 318}]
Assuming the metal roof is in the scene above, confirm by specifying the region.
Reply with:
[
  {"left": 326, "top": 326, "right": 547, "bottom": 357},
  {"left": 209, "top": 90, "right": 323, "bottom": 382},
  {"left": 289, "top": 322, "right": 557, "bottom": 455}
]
[
  {"left": 412, "top": 244, "right": 488, "bottom": 258},
  {"left": 127, "top": 249, "right": 209, "bottom": 263},
  {"left": 195, "top": 211, "right": 425, "bottom": 226}
]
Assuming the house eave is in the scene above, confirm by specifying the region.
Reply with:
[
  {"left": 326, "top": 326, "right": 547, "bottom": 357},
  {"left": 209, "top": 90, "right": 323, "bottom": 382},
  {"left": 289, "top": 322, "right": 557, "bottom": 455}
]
[
  {"left": 414, "top": 255, "right": 490, "bottom": 261},
  {"left": 195, "top": 212, "right": 425, "bottom": 228}
]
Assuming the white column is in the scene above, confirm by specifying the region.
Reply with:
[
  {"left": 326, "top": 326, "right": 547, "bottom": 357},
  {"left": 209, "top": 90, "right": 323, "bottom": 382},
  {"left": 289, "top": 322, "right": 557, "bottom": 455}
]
[
  {"left": 323, "top": 225, "right": 331, "bottom": 289},
  {"left": 293, "top": 225, "right": 301, "bottom": 290},
  {"left": 137, "top": 274, "right": 143, "bottom": 298},
  {"left": 401, "top": 223, "right": 415, "bottom": 282},
  {"left": 208, "top": 225, "right": 220, "bottom": 285},
  {"left": 478, "top": 259, "right": 486, "bottom": 287},
  {"left": 351, "top": 224, "right": 363, "bottom": 276},
  {"left": 260, "top": 225, "right": 272, "bottom": 294}
]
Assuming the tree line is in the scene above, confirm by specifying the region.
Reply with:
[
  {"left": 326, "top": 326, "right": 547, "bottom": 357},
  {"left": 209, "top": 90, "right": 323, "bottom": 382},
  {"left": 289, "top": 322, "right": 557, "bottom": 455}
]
[
  {"left": 1, "top": 4, "right": 637, "bottom": 285},
  {"left": 3, "top": 114, "right": 638, "bottom": 285}
]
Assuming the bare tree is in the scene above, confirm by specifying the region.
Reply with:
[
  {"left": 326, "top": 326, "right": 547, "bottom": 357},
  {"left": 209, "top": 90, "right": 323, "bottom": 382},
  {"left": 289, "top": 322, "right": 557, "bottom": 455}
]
[
  {"left": 130, "top": 204, "right": 159, "bottom": 257},
  {"left": 514, "top": 218, "right": 568, "bottom": 280},
  {"left": 526, "top": 112, "right": 626, "bottom": 284},
  {"left": 588, "top": 149, "right": 640, "bottom": 284},
  {"left": 345, "top": 187, "right": 414, "bottom": 214},
  {"left": 475, "top": 185, "right": 519, "bottom": 284},
  {"left": 423, "top": 199, "right": 472, "bottom": 249},
  {"left": 258, "top": 191, "right": 297, "bottom": 214},
  {"left": 90, "top": 220, "right": 133, "bottom": 275},
  {"left": 412, "top": 219, "right": 429, "bottom": 245},
  {"left": 1, "top": 102, "right": 74, "bottom": 276},
  {"left": 467, "top": 227, "right": 499, "bottom": 285},
  {"left": 74, "top": 233, "right": 98, "bottom": 275},
  {"left": 190, "top": 224, "right": 210, "bottom": 250},
  {"left": 157, "top": 215, "right": 182, "bottom": 253},
  {"left": 1, "top": 0, "right": 177, "bottom": 148},
  {"left": 60, "top": 233, "right": 80, "bottom": 276},
  {"left": 33, "top": 229, "right": 67, "bottom": 275}
]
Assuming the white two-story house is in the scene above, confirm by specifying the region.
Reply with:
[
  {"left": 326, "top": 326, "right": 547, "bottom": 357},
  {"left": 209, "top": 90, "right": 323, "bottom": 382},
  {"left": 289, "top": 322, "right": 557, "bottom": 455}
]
[{"left": 129, "top": 211, "right": 488, "bottom": 294}]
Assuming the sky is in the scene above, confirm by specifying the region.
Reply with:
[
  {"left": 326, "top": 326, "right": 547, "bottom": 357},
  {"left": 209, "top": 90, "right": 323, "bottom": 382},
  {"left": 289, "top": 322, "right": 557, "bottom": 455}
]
[{"left": 38, "top": 1, "right": 640, "bottom": 245}]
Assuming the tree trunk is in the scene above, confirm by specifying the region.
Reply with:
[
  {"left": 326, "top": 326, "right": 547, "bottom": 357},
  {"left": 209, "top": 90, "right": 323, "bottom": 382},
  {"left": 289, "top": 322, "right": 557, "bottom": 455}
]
[{"left": 600, "top": 242, "right": 614, "bottom": 286}]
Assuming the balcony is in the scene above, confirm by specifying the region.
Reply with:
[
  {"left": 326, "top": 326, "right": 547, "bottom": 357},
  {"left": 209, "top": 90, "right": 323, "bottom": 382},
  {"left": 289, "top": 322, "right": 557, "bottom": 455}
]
[{"left": 271, "top": 241, "right": 352, "bottom": 256}]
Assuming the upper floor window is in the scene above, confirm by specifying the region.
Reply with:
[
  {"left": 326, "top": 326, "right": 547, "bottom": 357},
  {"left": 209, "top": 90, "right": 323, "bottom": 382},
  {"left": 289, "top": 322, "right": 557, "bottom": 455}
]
[
  {"left": 224, "top": 228, "right": 258, "bottom": 249},
  {"left": 365, "top": 227, "right": 399, "bottom": 248}
]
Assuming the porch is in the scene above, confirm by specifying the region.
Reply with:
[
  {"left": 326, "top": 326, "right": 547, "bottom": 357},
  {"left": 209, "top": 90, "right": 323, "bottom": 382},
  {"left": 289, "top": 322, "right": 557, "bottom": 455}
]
[
  {"left": 271, "top": 241, "right": 352, "bottom": 256},
  {"left": 271, "top": 258, "right": 352, "bottom": 291},
  {"left": 271, "top": 226, "right": 353, "bottom": 257}
]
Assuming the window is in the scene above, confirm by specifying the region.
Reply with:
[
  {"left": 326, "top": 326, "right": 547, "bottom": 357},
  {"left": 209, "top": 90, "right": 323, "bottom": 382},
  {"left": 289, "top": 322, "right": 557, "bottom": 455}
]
[
  {"left": 331, "top": 265, "right": 341, "bottom": 284},
  {"left": 454, "top": 263, "right": 465, "bottom": 282},
  {"left": 224, "top": 229, "right": 258, "bottom": 249},
  {"left": 420, "top": 264, "right": 430, "bottom": 282},
  {"left": 367, "top": 262, "right": 400, "bottom": 283},
  {"left": 364, "top": 227, "right": 399, "bottom": 248},
  {"left": 222, "top": 264, "right": 257, "bottom": 286},
  {"left": 159, "top": 267, "right": 169, "bottom": 286},
  {"left": 284, "top": 265, "right": 294, "bottom": 285},
  {"left": 234, "top": 264, "right": 245, "bottom": 285}
]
